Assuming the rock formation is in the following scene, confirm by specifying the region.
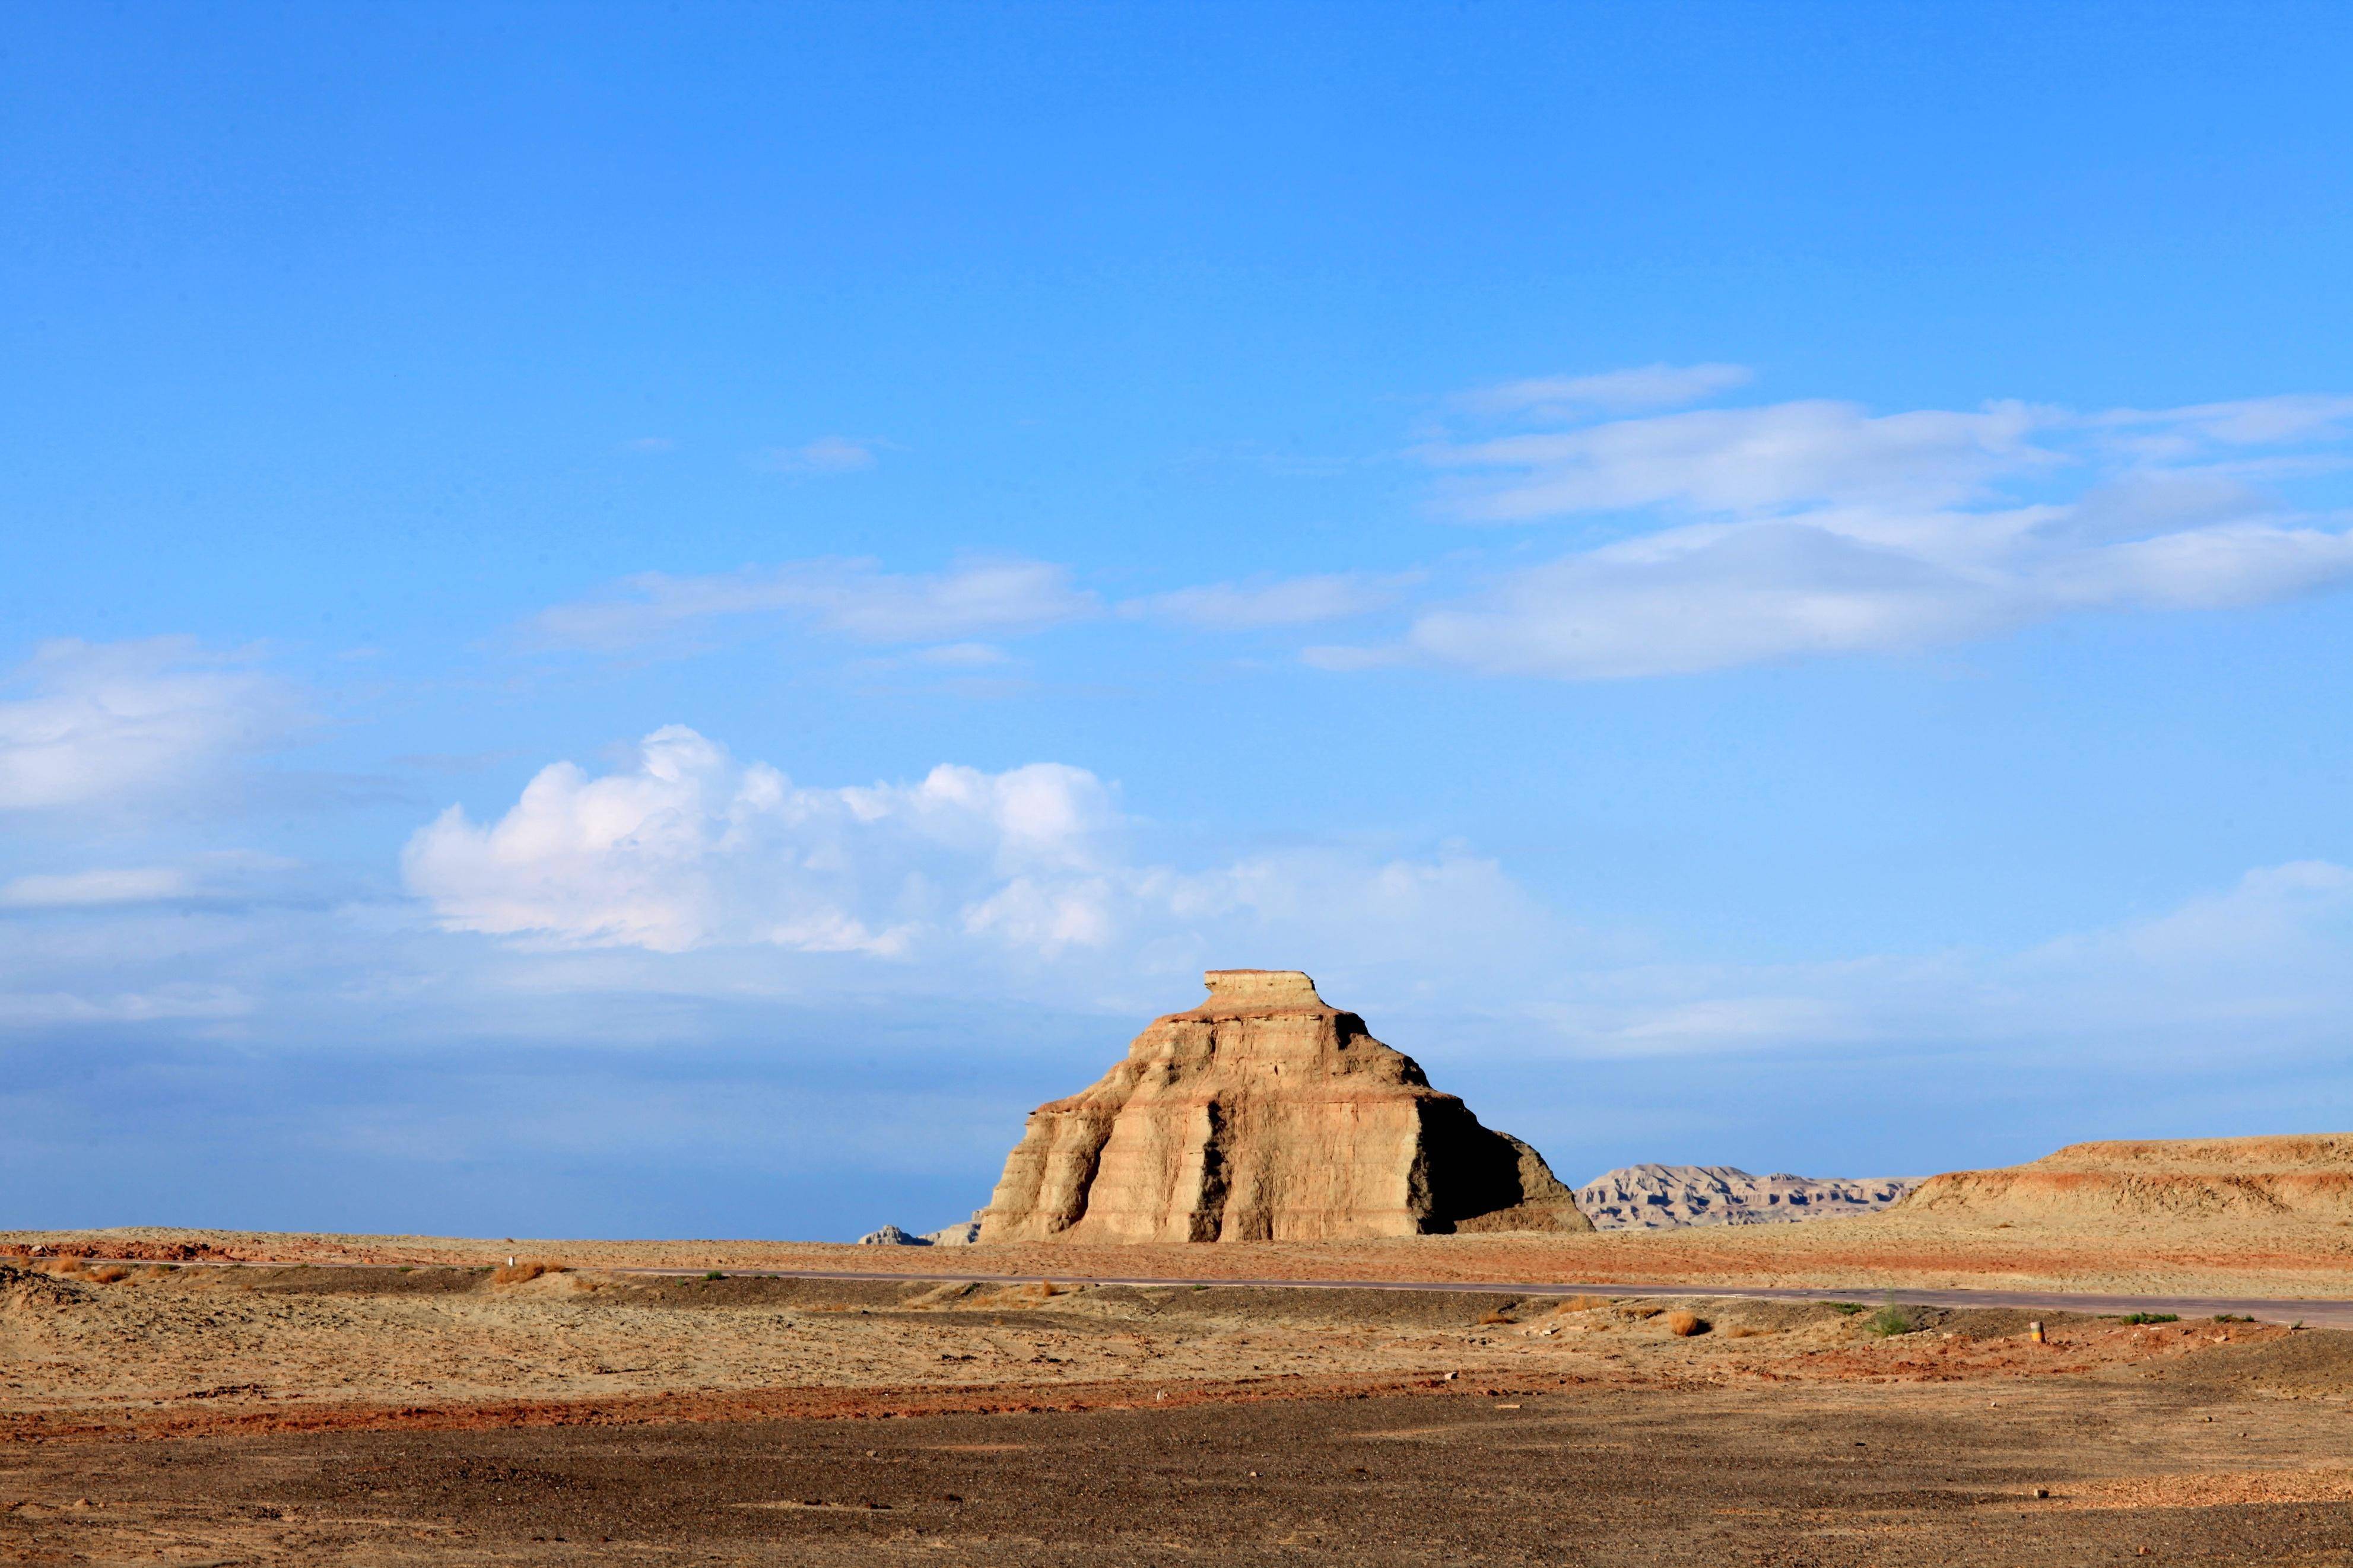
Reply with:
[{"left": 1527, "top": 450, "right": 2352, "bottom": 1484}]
[
  {"left": 923, "top": 1211, "right": 985, "bottom": 1246},
  {"left": 858, "top": 1212, "right": 989, "bottom": 1246},
  {"left": 1575, "top": 1165, "right": 1917, "bottom": 1230},
  {"left": 978, "top": 969, "right": 1589, "bottom": 1243},
  {"left": 1900, "top": 1135, "right": 2353, "bottom": 1222},
  {"left": 856, "top": 1224, "right": 925, "bottom": 1246}
]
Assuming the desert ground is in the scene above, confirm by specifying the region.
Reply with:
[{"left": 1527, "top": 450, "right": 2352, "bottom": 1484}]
[{"left": 7, "top": 1214, "right": 2353, "bottom": 1566}]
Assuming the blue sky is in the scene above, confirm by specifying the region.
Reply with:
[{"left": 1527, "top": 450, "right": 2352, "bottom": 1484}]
[{"left": 6, "top": 3, "right": 2352, "bottom": 1239}]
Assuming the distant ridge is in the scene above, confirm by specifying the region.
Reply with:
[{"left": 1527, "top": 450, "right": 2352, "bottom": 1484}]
[
  {"left": 1900, "top": 1135, "right": 2353, "bottom": 1222},
  {"left": 1576, "top": 1164, "right": 1918, "bottom": 1230}
]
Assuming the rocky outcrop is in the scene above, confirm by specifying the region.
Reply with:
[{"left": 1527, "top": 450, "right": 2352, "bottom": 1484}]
[
  {"left": 1575, "top": 1165, "right": 1917, "bottom": 1230},
  {"left": 856, "top": 1211, "right": 986, "bottom": 1246},
  {"left": 923, "top": 1212, "right": 985, "bottom": 1246},
  {"left": 978, "top": 970, "right": 1589, "bottom": 1243},
  {"left": 857, "top": 1225, "right": 926, "bottom": 1246},
  {"left": 1900, "top": 1135, "right": 2353, "bottom": 1223}
]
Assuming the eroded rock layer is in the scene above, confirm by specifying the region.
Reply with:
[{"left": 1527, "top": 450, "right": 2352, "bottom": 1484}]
[
  {"left": 979, "top": 970, "right": 1589, "bottom": 1243},
  {"left": 1901, "top": 1135, "right": 2353, "bottom": 1222},
  {"left": 1574, "top": 1165, "right": 1918, "bottom": 1230}
]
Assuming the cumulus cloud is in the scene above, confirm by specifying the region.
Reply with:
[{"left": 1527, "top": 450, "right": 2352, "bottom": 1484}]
[
  {"left": 402, "top": 727, "right": 1568, "bottom": 994},
  {"left": 0, "top": 639, "right": 302, "bottom": 810},
  {"left": 531, "top": 559, "right": 1098, "bottom": 652},
  {"left": 1313, "top": 375, "right": 2353, "bottom": 679},
  {"left": 403, "top": 726, "right": 1124, "bottom": 956}
]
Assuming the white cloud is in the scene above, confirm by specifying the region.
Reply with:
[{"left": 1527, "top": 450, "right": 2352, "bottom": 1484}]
[
  {"left": 1426, "top": 398, "right": 2060, "bottom": 520},
  {"left": 754, "top": 435, "right": 882, "bottom": 474},
  {"left": 401, "top": 727, "right": 1569, "bottom": 995},
  {"left": 531, "top": 559, "right": 1098, "bottom": 652},
  {"left": 0, "top": 638, "right": 301, "bottom": 810},
  {"left": 1459, "top": 362, "right": 1755, "bottom": 417},
  {"left": 0, "top": 982, "right": 249, "bottom": 1028},
  {"left": 0, "top": 867, "right": 193, "bottom": 908},
  {"left": 403, "top": 726, "right": 1125, "bottom": 956},
  {"left": 1307, "top": 376, "right": 2353, "bottom": 680},
  {"left": 1548, "top": 858, "right": 2353, "bottom": 1064},
  {"left": 1126, "top": 572, "right": 1412, "bottom": 630}
]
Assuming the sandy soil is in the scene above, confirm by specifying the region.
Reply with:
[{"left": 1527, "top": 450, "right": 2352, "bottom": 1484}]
[
  {"left": 14, "top": 1208, "right": 2353, "bottom": 1297},
  {"left": 14, "top": 1261, "right": 2288, "bottom": 1432},
  {"left": 5, "top": 1260, "right": 2353, "bottom": 1564}
]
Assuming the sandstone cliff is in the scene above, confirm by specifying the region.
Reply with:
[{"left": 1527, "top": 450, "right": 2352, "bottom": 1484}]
[
  {"left": 1575, "top": 1165, "right": 1917, "bottom": 1230},
  {"left": 1900, "top": 1134, "right": 2353, "bottom": 1223},
  {"left": 979, "top": 970, "right": 1590, "bottom": 1243}
]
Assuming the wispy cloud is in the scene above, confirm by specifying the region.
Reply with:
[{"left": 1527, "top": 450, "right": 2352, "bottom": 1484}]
[
  {"left": 752, "top": 435, "right": 884, "bottom": 474},
  {"left": 1125, "top": 572, "right": 1414, "bottom": 630},
  {"left": 0, "top": 639, "right": 305, "bottom": 811},
  {"left": 0, "top": 867, "right": 194, "bottom": 908},
  {"left": 1456, "top": 362, "right": 1754, "bottom": 418},
  {"left": 530, "top": 559, "right": 1098, "bottom": 653},
  {"left": 1305, "top": 375, "right": 2353, "bottom": 679}
]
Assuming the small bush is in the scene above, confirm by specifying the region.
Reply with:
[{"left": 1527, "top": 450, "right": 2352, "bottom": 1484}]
[
  {"left": 1551, "top": 1295, "right": 1611, "bottom": 1315},
  {"left": 1724, "top": 1325, "right": 1769, "bottom": 1339},
  {"left": 1665, "top": 1311, "right": 1709, "bottom": 1337},
  {"left": 1621, "top": 1306, "right": 1663, "bottom": 1321},
  {"left": 87, "top": 1265, "right": 132, "bottom": 1284},
  {"left": 2212, "top": 1313, "right": 2254, "bottom": 1324},
  {"left": 702, "top": 1270, "right": 726, "bottom": 1281},
  {"left": 1828, "top": 1302, "right": 1866, "bottom": 1316},
  {"left": 1865, "top": 1305, "right": 1919, "bottom": 1337},
  {"left": 2120, "top": 1312, "right": 2179, "bottom": 1325},
  {"left": 492, "top": 1262, "right": 547, "bottom": 1285},
  {"left": 1476, "top": 1309, "right": 1516, "bottom": 1326}
]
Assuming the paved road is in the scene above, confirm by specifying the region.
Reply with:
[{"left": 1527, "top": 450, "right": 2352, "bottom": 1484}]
[{"left": 78, "top": 1256, "right": 2353, "bottom": 1328}]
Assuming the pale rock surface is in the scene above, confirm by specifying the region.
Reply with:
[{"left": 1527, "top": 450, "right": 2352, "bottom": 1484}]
[
  {"left": 979, "top": 970, "right": 1590, "bottom": 1243},
  {"left": 1576, "top": 1164, "right": 1919, "bottom": 1230},
  {"left": 1901, "top": 1134, "right": 2353, "bottom": 1222},
  {"left": 856, "top": 1225, "right": 928, "bottom": 1246},
  {"left": 922, "top": 1211, "right": 986, "bottom": 1246}
]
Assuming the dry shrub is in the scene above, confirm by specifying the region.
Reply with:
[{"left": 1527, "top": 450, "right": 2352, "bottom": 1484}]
[
  {"left": 1621, "top": 1305, "right": 1663, "bottom": 1321},
  {"left": 490, "top": 1258, "right": 572, "bottom": 1285},
  {"left": 44, "top": 1257, "right": 89, "bottom": 1278},
  {"left": 1550, "top": 1295, "right": 1611, "bottom": 1315},
  {"left": 1723, "top": 1324, "right": 1770, "bottom": 1339},
  {"left": 1476, "top": 1308, "right": 1517, "bottom": 1326},
  {"left": 86, "top": 1265, "right": 132, "bottom": 1284},
  {"left": 1665, "top": 1311, "right": 1709, "bottom": 1337}
]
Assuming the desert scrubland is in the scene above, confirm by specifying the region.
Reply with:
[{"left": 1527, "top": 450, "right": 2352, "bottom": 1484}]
[{"left": 7, "top": 1140, "right": 2353, "bottom": 1563}]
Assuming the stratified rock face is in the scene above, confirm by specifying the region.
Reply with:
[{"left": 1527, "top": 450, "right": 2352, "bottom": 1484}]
[
  {"left": 1900, "top": 1135, "right": 2353, "bottom": 1222},
  {"left": 979, "top": 971, "right": 1590, "bottom": 1243},
  {"left": 1576, "top": 1165, "right": 1918, "bottom": 1230}
]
